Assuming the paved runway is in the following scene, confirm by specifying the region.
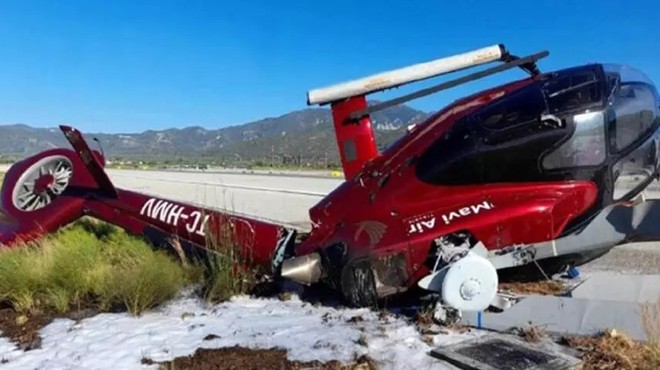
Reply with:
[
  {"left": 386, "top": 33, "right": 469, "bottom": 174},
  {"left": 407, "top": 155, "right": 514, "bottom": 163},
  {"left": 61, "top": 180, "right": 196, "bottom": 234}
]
[
  {"left": 106, "top": 169, "right": 660, "bottom": 275},
  {"left": 106, "top": 169, "right": 343, "bottom": 229}
]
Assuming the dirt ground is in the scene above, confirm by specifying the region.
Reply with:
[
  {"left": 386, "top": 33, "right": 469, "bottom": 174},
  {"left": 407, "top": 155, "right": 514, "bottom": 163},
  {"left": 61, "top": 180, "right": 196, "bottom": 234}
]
[
  {"left": 0, "top": 301, "right": 377, "bottom": 369},
  {"left": 152, "top": 346, "right": 377, "bottom": 370},
  {"left": 0, "top": 304, "right": 100, "bottom": 351}
]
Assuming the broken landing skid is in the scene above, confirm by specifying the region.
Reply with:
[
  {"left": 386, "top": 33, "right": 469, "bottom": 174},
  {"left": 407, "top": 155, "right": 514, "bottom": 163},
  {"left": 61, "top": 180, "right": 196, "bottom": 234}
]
[
  {"left": 420, "top": 195, "right": 660, "bottom": 342},
  {"left": 459, "top": 272, "right": 660, "bottom": 343}
]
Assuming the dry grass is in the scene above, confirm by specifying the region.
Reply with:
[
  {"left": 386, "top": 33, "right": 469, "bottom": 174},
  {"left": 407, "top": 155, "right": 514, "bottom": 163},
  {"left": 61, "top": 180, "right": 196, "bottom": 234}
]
[
  {"left": 498, "top": 280, "right": 566, "bottom": 295},
  {"left": 415, "top": 305, "right": 435, "bottom": 326},
  {"left": 167, "top": 236, "right": 189, "bottom": 269},
  {"left": 563, "top": 297, "right": 660, "bottom": 369},
  {"left": 197, "top": 212, "right": 261, "bottom": 303},
  {"left": 517, "top": 324, "right": 547, "bottom": 343},
  {"left": 566, "top": 330, "right": 660, "bottom": 370},
  {"left": 444, "top": 323, "right": 472, "bottom": 334}
]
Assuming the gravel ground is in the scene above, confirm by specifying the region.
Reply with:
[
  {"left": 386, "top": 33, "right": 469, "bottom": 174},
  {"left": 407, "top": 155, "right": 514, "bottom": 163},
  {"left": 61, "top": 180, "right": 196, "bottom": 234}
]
[
  {"left": 581, "top": 242, "right": 660, "bottom": 274},
  {"left": 581, "top": 183, "right": 660, "bottom": 275}
]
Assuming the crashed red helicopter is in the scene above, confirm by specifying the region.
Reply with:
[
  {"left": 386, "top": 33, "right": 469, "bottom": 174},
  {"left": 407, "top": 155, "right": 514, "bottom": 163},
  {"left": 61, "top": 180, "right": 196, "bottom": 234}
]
[{"left": 1, "top": 44, "right": 659, "bottom": 320}]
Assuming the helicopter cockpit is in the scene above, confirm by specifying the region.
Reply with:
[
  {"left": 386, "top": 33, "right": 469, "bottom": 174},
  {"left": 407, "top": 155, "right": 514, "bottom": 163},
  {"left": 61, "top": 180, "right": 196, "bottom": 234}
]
[
  {"left": 541, "top": 64, "right": 660, "bottom": 199},
  {"left": 416, "top": 63, "right": 660, "bottom": 207}
]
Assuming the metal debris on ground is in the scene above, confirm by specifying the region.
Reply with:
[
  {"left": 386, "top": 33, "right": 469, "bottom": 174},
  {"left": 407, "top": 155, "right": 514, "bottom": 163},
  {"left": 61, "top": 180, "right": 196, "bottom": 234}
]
[{"left": 430, "top": 334, "right": 581, "bottom": 370}]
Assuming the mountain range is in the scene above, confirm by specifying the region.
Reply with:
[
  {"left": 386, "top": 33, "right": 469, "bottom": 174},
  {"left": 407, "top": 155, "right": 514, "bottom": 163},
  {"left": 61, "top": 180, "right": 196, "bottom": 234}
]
[{"left": 0, "top": 102, "right": 430, "bottom": 166}]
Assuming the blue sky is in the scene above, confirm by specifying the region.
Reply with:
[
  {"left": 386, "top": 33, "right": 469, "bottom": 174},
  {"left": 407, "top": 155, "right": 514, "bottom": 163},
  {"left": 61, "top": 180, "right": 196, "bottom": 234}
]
[{"left": 0, "top": 0, "right": 658, "bottom": 133}]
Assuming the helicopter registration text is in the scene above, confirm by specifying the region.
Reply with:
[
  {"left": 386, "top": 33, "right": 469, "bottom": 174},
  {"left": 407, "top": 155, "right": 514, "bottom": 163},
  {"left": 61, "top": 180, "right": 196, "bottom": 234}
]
[{"left": 139, "top": 197, "right": 209, "bottom": 237}]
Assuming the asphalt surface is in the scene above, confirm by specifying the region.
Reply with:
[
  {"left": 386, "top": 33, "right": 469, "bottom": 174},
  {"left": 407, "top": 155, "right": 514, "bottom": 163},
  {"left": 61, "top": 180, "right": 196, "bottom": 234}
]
[
  {"left": 106, "top": 169, "right": 342, "bottom": 229},
  {"left": 107, "top": 169, "right": 660, "bottom": 274},
  {"left": 580, "top": 242, "right": 660, "bottom": 275}
]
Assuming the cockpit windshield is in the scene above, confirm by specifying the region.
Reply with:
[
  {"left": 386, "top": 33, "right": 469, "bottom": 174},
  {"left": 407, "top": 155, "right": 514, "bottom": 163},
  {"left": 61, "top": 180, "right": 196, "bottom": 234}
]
[
  {"left": 603, "top": 64, "right": 659, "bottom": 152},
  {"left": 602, "top": 64, "right": 660, "bottom": 200},
  {"left": 542, "top": 64, "right": 659, "bottom": 172},
  {"left": 604, "top": 64, "right": 656, "bottom": 88}
]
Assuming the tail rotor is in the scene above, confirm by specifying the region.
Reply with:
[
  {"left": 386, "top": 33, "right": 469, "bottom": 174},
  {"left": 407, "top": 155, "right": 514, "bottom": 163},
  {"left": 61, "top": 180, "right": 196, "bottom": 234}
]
[{"left": 12, "top": 155, "right": 74, "bottom": 212}]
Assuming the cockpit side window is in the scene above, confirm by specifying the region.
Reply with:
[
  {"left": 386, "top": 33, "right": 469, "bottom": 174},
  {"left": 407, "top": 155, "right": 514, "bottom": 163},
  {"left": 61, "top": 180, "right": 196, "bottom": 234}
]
[
  {"left": 610, "top": 83, "right": 658, "bottom": 152},
  {"left": 542, "top": 111, "right": 607, "bottom": 169},
  {"left": 540, "top": 67, "right": 606, "bottom": 170},
  {"left": 478, "top": 84, "right": 546, "bottom": 130},
  {"left": 416, "top": 82, "right": 567, "bottom": 185},
  {"left": 544, "top": 69, "right": 601, "bottom": 114}
]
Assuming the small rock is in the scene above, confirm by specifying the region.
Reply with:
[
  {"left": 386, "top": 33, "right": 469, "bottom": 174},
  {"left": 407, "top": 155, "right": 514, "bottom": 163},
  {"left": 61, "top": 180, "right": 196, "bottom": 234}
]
[
  {"left": 141, "top": 358, "right": 155, "bottom": 365},
  {"left": 356, "top": 334, "right": 368, "bottom": 347},
  {"left": 352, "top": 354, "right": 378, "bottom": 370},
  {"left": 17, "top": 334, "right": 41, "bottom": 351},
  {"left": 347, "top": 315, "right": 364, "bottom": 323},
  {"left": 180, "top": 312, "right": 195, "bottom": 320},
  {"left": 352, "top": 364, "right": 371, "bottom": 370},
  {"left": 15, "top": 315, "right": 28, "bottom": 326},
  {"left": 278, "top": 292, "right": 292, "bottom": 301},
  {"left": 420, "top": 324, "right": 444, "bottom": 335},
  {"left": 204, "top": 334, "right": 221, "bottom": 341}
]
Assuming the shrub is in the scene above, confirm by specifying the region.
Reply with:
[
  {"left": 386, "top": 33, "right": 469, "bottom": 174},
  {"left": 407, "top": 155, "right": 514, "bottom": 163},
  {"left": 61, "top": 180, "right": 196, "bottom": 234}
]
[
  {"left": 0, "top": 240, "right": 53, "bottom": 313},
  {"left": 202, "top": 251, "right": 251, "bottom": 302},
  {"left": 0, "top": 219, "right": 190, "bottom": 316},
  {"left": 99, "top": 231, "right": 186, "bottom": 315},
  {"left": 46, "top": 227, "right": 106, "bottom": 310},
  {"left": 0, "top": 208, "right": 263, "bottom": 316}
]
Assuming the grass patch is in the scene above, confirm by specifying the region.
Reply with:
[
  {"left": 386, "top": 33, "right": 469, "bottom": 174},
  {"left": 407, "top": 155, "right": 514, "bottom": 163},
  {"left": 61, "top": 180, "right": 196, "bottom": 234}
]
[
  {"left": 0, "top": 208, "right": 268, "bottom": 320},
  {"left": 564, "top": 297, "right": 660, "bottom": 369},
  {"left": 498, "top": 280, "right": 567, "bottom": 296},
  {"left": 566, "top": 330, "right": 660, "bottom": 370},
  {"left": 194, "top": 213, "right": 262, "bottom": 303},
  {"left": 0, "top": 213, "right": 267, "bottom": 318},
  {"left": 0, "top": 218, "right": 189, "bottom": 316}
]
